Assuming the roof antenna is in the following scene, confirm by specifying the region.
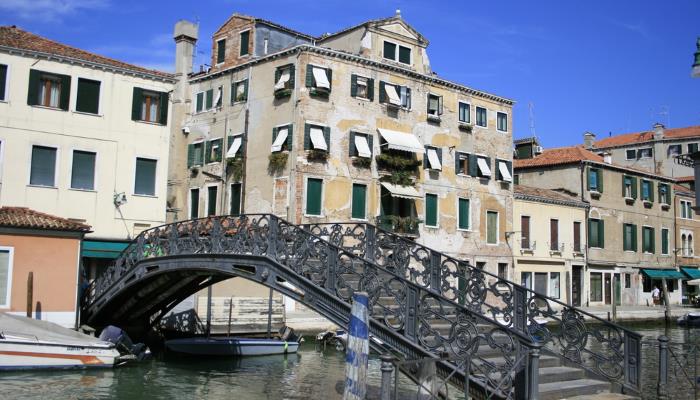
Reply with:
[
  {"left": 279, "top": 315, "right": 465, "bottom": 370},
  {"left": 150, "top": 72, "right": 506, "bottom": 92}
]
[
  {"left": 528, "top": 102, "right": 539, "bottom": 143},
  {"left": 659, "top": 105, "right": 670, "bottom": 127}
]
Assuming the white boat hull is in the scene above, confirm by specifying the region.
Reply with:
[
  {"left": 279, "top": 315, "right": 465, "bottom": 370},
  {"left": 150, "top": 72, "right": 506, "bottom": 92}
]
[{"left": 0, "top": 338, "right": 120, "bottom": 370}]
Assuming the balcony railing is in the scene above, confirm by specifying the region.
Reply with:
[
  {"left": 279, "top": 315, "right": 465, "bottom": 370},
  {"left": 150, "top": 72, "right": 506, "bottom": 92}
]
[{"left": 376, "top": 215, "right": 420, "bottom": 237}]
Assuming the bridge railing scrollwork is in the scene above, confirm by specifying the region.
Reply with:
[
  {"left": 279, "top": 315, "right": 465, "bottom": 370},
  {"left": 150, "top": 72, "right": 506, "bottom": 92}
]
[
  {"left": 85, "top": 215, "right": 545, "bottom": 399},
  {"left": 306, "top": 222, "right": 642, "bottom": 394}
]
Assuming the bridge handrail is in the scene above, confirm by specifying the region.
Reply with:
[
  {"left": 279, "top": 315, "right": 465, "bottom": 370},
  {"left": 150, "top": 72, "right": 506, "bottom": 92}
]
[{"left": 306, "top": 222, "right": 642, "bottom": 393}]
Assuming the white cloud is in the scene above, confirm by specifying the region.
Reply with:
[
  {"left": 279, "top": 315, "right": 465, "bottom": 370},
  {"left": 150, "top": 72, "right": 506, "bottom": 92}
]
[{"left": 0, "top": 0, "right": 109, "bottom": 22}]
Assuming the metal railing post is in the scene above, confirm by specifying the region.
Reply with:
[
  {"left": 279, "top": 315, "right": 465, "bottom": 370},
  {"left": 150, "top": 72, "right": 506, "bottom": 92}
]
[
  {"left": 624, "top": 332, "right": 642, "bottom": 393},
  {"left": 430, "top": 250, "right": 441, "bottom": 293},
  {"left": 380, "top": 354, "right": 394, "bottom": 400},
  {"left": 365, "top": 224, "right": 376, "bottom": 261},
  {"left": 657, "top": 335, "right": 669, "bottom": 400},
  {"left": 515, "top": 343, "right": 540, "bottom": 400},
  {"left": 268, "top": 215, "right": 278, "bottom": 260},
  {"left": 326, "top": 245, "right": 337, "bottom": 293},
  {"left": 514, "top": 285, "right": 528, "bottom": 335}
]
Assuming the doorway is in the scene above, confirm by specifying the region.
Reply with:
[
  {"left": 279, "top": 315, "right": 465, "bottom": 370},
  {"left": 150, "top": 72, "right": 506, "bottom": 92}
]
[
  {"left": 604, "top": 273, "right": 612, "bottom": 305},
  {"left": 614, "top": 273, "right": 621, "bottom": 306},
  {"left": 572, "top": 265, "right": 582, "bottom": 307}
]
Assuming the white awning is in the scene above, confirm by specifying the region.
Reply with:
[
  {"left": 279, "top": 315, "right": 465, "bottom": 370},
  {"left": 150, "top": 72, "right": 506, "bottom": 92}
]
[
  {"left": 312, "top": 67, "right": 330, "bottom": 89},
  {"left": 354, "top": 135, "right": 372, "bottom": 158},
  {"left": 214, "top": 87, "right": 222, "bottom": 107},
  {"left": 477, "top": 157, "right": 491, "bottom": 177},
  {"left": 426, "top": 148, "right": 441, "bottom": 170},
  {"left": 274, "top": 71, "right": 290, "bottom": 90},
  {"left": 381, "top": 182, "right": 421, "bottom": 199},
  {"left": 377, "top": 128, "right": 424, "bottom": 154},
  {"left": 384, "top": 84, "right": 401, "bottom": 105},
  {"left": 309, "top": 127, "right": 328, "bottom": 150},
  {"left": 271, "top": 127, "right": 288, "bottom": 152},
  {"left": 226, "top": 136, "right": 242, "bottom": 159},
  {"left": 498, "top": 161, "right": 512, "bottom": 182}
]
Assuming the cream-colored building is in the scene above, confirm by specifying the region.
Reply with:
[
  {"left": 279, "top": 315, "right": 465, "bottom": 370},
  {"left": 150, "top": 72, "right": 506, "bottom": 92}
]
[
  {"left": 167, "top": 12, "right": 516, "bottom": 326},
  {"left": 0, "top": 27, "right": 175, "bottom": 279},
  {"left": 513, "top": 185, "right": 588, "bottom": 307}
]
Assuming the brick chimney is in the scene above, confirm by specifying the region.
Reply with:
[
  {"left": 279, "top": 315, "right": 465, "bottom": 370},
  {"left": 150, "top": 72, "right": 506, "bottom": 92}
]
[
  {"left": 653, "top": 122, "right": 665, "bottom": 140},
  {"left": 583, "top": 132, "right": 596, "bottom": 149}
]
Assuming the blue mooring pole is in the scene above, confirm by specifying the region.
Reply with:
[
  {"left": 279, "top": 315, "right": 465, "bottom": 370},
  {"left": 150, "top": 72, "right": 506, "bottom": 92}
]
[{"left": 344, "top": 292, "right": 369, "bottom": 400}]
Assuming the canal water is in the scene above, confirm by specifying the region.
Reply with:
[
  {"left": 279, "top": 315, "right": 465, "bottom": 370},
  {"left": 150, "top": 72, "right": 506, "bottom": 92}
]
[{"left": 0, "top": 322, "right": 697, "bottom": 400}]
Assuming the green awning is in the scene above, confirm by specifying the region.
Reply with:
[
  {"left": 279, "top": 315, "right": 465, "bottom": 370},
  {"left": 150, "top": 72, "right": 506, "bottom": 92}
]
[
  {"left": 641, "top": 269, "right": 685, "bottom": 279},
  {"left": 681, "top": 267, "right": 700, "bottom": 280},
  {"left": 82, "top": 240, "right": 128, "bottom": 259}
]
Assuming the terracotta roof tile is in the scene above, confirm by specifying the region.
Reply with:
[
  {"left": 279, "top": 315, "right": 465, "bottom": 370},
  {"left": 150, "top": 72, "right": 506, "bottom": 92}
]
[
  {"left": 514, "top": 185, "right": 587, "bottom": 207},
  {"left": 0, "top": 207, "right": 91, "bottom": 232},
  {"left": 593, "top": 126, "right": 700, "bottom": 148},
  {"left": 513, "top": 145, "right": 603, "bottom": 169},
  {"left": 674, "top": 184, "right": 694, "bottom": 194},
  {"left": 0, "top": 26, "right": 174, "bottom": 79},
  {"left": 675, "top": 176, "right": 695, "bottom": 183}
]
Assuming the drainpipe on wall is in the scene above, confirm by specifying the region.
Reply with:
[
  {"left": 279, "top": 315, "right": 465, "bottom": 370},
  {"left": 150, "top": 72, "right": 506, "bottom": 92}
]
[
  {"left": 580, "top": 164, "right": 590, "bottom": 307},
  {"left": 240, "top": 66, "right": 253, "bottom": 215}
]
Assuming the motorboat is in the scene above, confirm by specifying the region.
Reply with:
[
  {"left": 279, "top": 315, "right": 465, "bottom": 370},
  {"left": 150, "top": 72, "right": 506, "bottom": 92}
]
[
  {"left": 165, "top": 326, "right": 302, "bottom": 357},
  {"left": 0, "top": 313, "right": 121, "bottom": 370},
  {"left": 677, "top": 312, "right": 700, "bottom": 327}
]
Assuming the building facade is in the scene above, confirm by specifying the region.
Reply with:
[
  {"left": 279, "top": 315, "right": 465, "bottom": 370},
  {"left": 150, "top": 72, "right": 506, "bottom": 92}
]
[
  {"left": 515, "top": 145, "right": 680, "bottom": 306},
  {"left": 675, "top": 184, "right": 700, "bottom": 303},
  {"left": 0, "top": 27, "right": 175, "bottom": 279},
  {"left": 167, "top": 13, "right": 516, "bottom": 317},
  {"left": 513, "top": 185, "right": 588, "bottom": 307}
]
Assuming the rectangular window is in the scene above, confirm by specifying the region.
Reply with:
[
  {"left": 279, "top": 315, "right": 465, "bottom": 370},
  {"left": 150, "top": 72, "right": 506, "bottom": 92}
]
[
  {"left": 190, "top": 188, "right": 199, "bottom": 218},
  {"left": 134, "top": 157, "right": 156, "bottom": 196},
  {"left": 590, "top": 272, "right": 602, "bottom": 302},
  {"left": 191, "top": 142, "right": 204, "bottom": 166},
  {"left": 30, "top": 145, "right": 57, "bottom": 187},
  {"left": 573, "top": 221, "right": 581, "bottom": 252},
  {"left": 383, "top": 41, "right": 396, "bottom": 61},
  {"left": 626, "top": 149, "right": 637, "bottom": 160},
  {"left": 642, "top": 226, "right": 655, "bottom": 253},
  {"left": 425, "top": 193, "right": 438, "bottom": 227},
  {"left": 476, "top": 156, "right": 492, "bottom": 178},
  {"left": 589, "top": 218, "right": 604, "bottom": 248},
  {"left": 350, "top": 132, "right": 372, "bottom": 158},
  {"left": 306, "top": 178, "right": 323, "bottom": 216},
  {"left": 661, "top": 228, "right": 669, "bottom": 255},
  {"left": 623, "top": 175, "right": 636, "bottom": 199},
  {"left": 549, "top": 272, "right": 560, "bottom": 299},
  {"left": 497, "top": 112, "right": 507, "bottom": 132},
  {"left": 550, "top": 219, "right": 559, "bottom": 251},
  {"left": 625, "top": 273, "right": 631, "bottom": 288},
  {"left": 455, "top": 152, "right": 469, "bottom": 175},
  {"left": 641, "top": 180, "right": 653, "bottom": 202},
  {"left": 379, "top": 81, "right": 410, "bottom": 108},
  {"left": 351, "top": 75, "right": 373, "bottom": 100},
  {"left": 458, "top": 102, "right": 470, "bottom": 123},
  {"left": 306, "top": 65, "right": 332, "bottom": 92},
  {"left": 274, "top": 64, "right": 295, "bottom": 92},
  {"left": 623, "top": 223, "right": 637, "bottom": 252},
  {"left": 498, "top": 263, "right": 508, "bottom": 280},
  {"left": 132, "top": 87, "right": 168, "bottom": 124},
  {"left": 658, "top": 183, "right": 670, "bottom": 205},
  {"left": 304, "top": 123, "right": 330, "bottom": 152},
  {"left": 76, "top": 78, "right": 100, "bottom": 114},
  {"left": 207, "top": 185, "right": 218, "bottom": 216},
  {"left": 70, "top": 150, "right": 96, "bottom": 190},
  {"left": 424, "top": 146, "right": 442, "bottom": 171},
  {"left": 496, "top": 159, "right": 513, "bottom": 182},
  {"left": 230, "top": 183, "right": 241, "bottom": 217},
  {"left": 689, "top": 143, "right": 699, "bottom": 154},
  {"left": 487, "top": 211, "right": 498, "bottom": 244},
  {"left": 205, "top": 138, "right": 223, "bottom": 163},
  {"left": 458, "top": 198, "right": 470, "bottom": 230},
  {"left": 668, "top": 145, "right": 681, "bottom": 156},
  {"left": 521, "top": 272, "right": 532, "bottom": 289},
  {"left": 427, "top": 93, "right": 442, "bottom": 117},
  {"left": 398, "top": 45, "right": 411, "bottom": 64},
  {"left": 588, "top": 168, "right": 603, "bottom": 192},
  {"left": 0, "top": 64, "right": 6, "bottom": 101},
  {"left": 521, "top": 216, "right": 530, "bottom": 249},
  {"left": 638, "top": 148, "right": 652, "bottom": 159},
  {"left": 0, "top": 249, "right": 11, "bottom": 308},
  {"left": 476, "top": 107, "right": 487, "bottom": 127},
  {"left": 240, "top": 30, "right": 250, "bottom": 56},
  {"left": 271, "top": 124, "right": 292, "bottom": 153},
  {"left": 534, "top": 272, "right": 547, "bottom": 295},
  {"left": 351, "top": 183, "right": 367, "bottom": 220},
  {"left": 216, "top": 39, "right": 226, "bottom": 64},
  {"left": 682, "top": 200, "right": 693, "bottom": 219},
  {"left": 232, "top": 79, "right": 248, "bottom": 103}
]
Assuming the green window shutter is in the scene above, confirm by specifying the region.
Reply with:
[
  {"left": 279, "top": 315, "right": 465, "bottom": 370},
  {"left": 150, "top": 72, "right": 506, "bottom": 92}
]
[
  {"left": 243, "top": 80, "right": 249, "bottom": 100},
  {"left": 286, "top": 124, "right": 293, "bottom": 150},
  {"left": 58, "top": 73, "right": 71, "bottom": 111},
  {"left": 304, "top": 124, "right": 311, "bottom": 150},
  {"left": 207, "top": 186, "right": 218, "bottom": 216},
  {"left": 230, "top": 83, "right": 236, "bottom": 104},
  {"left": 272, "top": 126, "right": 278, "bottom": 144},
  {"left": 351, "top": 184, "right": 366, "bottom": 219},
  {"left": 27, "top": 69, "right": 40, "bottom": 105},
  {"left": 598, "top": 219, "right": 605, "bottom": 248},
  {"left": 468, "top": 154, "right": 478, "bottom": 176},
  {"left": 623, "top": 225, "right": 629, "bottom": 250},
  {"left": 487, "top": 211, "right": 498, "bottom": 244},
  {"left": 187, "top": 144, "right": 195, "bottom": 168},
  {"left": 425, "top": 194, "right": 438, "bottom": 227},
  {"left": 230, "top": 183, "right": 242, "bottom": 216},
  {"left": 588, "top": 219, "right": 594, "bottom": 247},
  {"left": 454, "top": 152, "right": 461, "bottom": 173},
  {"left": 632, "top": 224, "right": 638, "bottom": 252},
  {"left": 650, "top": 227, "right": 655, "bottom": 253},
  {"left": 205, "top": 141, "right": 212, "bottom": 163},
  {"left": 326, "top": 68, "right": 332, "bottom": 91},
  {"left": 323, "top": 126, "right": 331, "bottom": 151},
  {"left": 76, "top": 78, "right": 100, "bottom": 114},
  {"left": 438, "top": 95, "right": 443, "bottom": 115},
  {"left": 131, "top": 87, "right": 143, "bottom": 120},
  {"left": 0, "top": 64, "right": 6, "bottom": 101},
  {"left": 205, "top": 89, "right": 213, "bottom": 109},
  {"left": 506, "top": 161, "right": 512, "bottom": 178},
  {"left": 631, "top": 177, "right": 638, "bottom": 199},
  {"left": 367, "top": 78, "right": 374, "bottom": 101},
  {"left": 597, "top": 169, "right": 604, "bottom": 193},
  {"left": 214, "top": 138, "right": 222, "bottom": 161},
  {"left": 379, "top": 81, "right": 386, "bottom": 103},
  {"left": 159, "top": 91, "right": 169, "bottom": 124},
  {"left": 306, "top": 178, "right": 323, "bottom": 215},
  {"left": 350, "top": 74, "right": 358, "bottom": 97},
  {"left": 196, "top": 92, "right": 204, "bottom": 112},
  {"left": 621, "top": 175, "right": 626, "bottom": 197},
  {"left": 227, "top": 135, "right": 235, "bottom": 150},
  {"left": 586, "top": 168, "right": 591, "bottom": 190},
  {"left": 662, "top": 229, "right": 669, "bottom": 254},
  {"left": 274, "top": 67, "right": 281, "bottom": 86},
  {"left": 134, "top": 158, "right": 157, "bottom": 195},
  {"left": 649, "top": 181, "right": 654, "bottom": 202},
  {"left": 484, "top": 157, "right": 492, "bottom": 180},
  {"left": 305, "top": 65, "right": 314, "bottom": 87},
  {"left": 289, "top": 65, "right": 296, "bottom": 89},
  {"left": 458, "top": 198, "right": 469, "bottom": 230},
  {"left": 349, "top": 132, "right": 357, "bottom": 156}
]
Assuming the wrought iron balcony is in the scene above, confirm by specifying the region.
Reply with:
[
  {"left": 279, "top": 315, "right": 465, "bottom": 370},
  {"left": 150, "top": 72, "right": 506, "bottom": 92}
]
[{"left": 375, "top": 215, "right": 420, "bottom": 237}]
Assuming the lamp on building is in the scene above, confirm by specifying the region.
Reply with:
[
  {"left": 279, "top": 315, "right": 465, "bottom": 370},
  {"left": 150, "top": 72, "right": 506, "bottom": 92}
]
[{"left": 113, "top": 192, "right": 127, "bottom": 207}]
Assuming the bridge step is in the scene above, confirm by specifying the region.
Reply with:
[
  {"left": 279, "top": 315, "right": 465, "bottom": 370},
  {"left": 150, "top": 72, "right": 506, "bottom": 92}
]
[
  {"left": 538, "top": 366, "right": 585, "bottom": 384},
  {"left": 538, "top": 379, "right": 610, "bottom": 400}
]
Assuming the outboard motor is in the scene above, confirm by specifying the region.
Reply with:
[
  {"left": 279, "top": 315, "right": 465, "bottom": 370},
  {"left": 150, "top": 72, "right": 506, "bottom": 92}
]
[{"left": 99, "top": 326, "right": 151, "bottom": 362}]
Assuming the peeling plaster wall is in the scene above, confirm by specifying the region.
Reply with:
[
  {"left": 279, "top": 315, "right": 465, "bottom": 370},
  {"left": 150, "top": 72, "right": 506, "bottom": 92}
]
[{"left": 254, "top": 25, "right": 311, "bottom": 57}]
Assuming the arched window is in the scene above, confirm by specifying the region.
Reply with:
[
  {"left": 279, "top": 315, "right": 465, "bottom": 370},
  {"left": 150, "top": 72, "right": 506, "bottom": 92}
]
[
  {"left": 682, "top": 234, "right": 688, "bottom": 256},
  {"left": 689, "top": 235, "right": 694, "bottom": 256}
]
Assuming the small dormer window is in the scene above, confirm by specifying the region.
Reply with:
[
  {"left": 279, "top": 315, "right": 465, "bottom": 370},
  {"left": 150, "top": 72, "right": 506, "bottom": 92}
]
[
  {"left": 240, "top": 30, "right": 250, "bottom": 56},
  {"left": 216, "top": 39, "right": 226, "bottom": 64},
  {"left": 383, "top": 40, "right": 411, "bottom": 65}
]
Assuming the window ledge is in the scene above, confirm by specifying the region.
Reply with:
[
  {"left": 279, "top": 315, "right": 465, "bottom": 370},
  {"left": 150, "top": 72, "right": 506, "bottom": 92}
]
[
  {"left": 68, "top": 188, "right": 97, "bottom": 193},
  {"left": 231, "top": 99, "right": 247, "bottom": 105},
  {"left": 497, "top": 129, "right": 508, "bottom": 133},
  {"left": 624, "top": 197, "right": 635, "bottom": 205},
  {"left": 72, "top": 110, "right": 102, "bottom": 117},
  {"left": 573, "top": 251, "right": 584, "bottom": 257},
  {"left": 549, "top": 250, "right": 562, "bottom": 256},
  {"left": 274, "top": 88, "right": 293, "bottom": 99},
  {"left": 352, "top": 96, "right": 372, "bottom": 102},
  {"left": 27, "top": 184, "right": 57, "bottom": 189},
  {"left": 458, "top": 123, "right": 473, "bottom": 133},
  {"left": 309, "top": 88, "right": 330, "bottom": 97},
  {"left": 520, "top": 248, "right": 534, "bottom": 255},
  {"left": 134, "top": 120, "right": 165, "bottom": 126},
  {"left": 427, "top": 114, "right": 441, "bottom": 123},
  {"left": 132, "top": 194, "right": 158, "bottom": 198},
  {"left": 661, "top": 203, "right": 671, "bottom": 210},
  {"left": 31, "top": 105, "right": 66, "bottom": 112},
  {"left": 589, "top": 191, "right": 601, "bottom": 199},
  {"left": 643, "top": 200, "right": 653, "bottom": 208}
]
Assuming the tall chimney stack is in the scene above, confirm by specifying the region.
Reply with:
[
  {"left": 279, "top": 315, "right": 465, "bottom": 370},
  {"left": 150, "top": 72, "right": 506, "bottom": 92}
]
[
  {"left": 583, "top": 131, "right": 596, "bottom": 149},
  {"left": 653, "top": 122, "right": 665, "bottom": 141}
]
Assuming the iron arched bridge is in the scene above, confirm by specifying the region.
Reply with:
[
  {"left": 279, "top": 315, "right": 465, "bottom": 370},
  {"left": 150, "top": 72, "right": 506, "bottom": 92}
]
[{"left": 82, "top": 214, "right": 642, "bottom": 398}]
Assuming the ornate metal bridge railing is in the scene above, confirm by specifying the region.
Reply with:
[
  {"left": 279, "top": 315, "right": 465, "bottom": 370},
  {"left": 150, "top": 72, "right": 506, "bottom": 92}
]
[
  {"left": 83, "top": 215, "right": 542, "bottom": 399},
  {"left": 306, "top": 222, "right": 643, "bottom": 394}
]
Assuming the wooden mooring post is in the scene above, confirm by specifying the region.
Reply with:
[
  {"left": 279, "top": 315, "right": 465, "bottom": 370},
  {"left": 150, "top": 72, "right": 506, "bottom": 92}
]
[{"left": 26, "top": 272, "right": 33, "bottom": 318}]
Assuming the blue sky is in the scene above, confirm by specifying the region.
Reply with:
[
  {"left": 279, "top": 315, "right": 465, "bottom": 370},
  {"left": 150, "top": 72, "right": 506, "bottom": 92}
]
[{"left": 1, "top": 0, "right": 698, "bottom": 148}]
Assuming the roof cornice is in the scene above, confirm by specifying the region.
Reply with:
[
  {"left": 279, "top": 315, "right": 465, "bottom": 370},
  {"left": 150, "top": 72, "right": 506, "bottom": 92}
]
[
  {"left": 0, "top": 45, "right": 177, "bottom": 83},
  {"left": 593, "top": 136, "right": 700, "bottom": 151},
  {"left": 514, "top": 192, "right": 589, "bottom": 209},
  {"left": 582, "top": 160, "right": 676, "bottom": 182},
  {"left": 190, "top": 45, "right": 514, "bottom": 105}
]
